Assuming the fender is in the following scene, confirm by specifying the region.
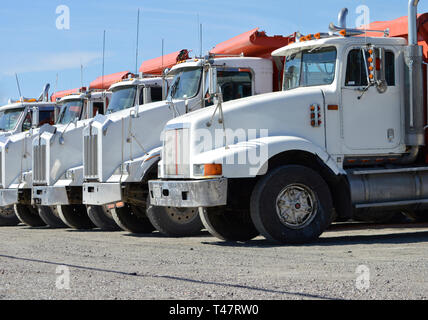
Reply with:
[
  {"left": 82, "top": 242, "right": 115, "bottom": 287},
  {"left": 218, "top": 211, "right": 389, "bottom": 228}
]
[
  {"left": 192, "top": 135, "right": 345, "bottom": 178},
  {"left": 119, "top": 146, "right": 162, "bottom": 183}
]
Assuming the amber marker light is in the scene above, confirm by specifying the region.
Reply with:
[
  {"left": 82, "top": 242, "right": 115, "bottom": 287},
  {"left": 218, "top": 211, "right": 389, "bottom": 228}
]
[{"left": 203, "top": 164, "right": 223, "bottom": 176}]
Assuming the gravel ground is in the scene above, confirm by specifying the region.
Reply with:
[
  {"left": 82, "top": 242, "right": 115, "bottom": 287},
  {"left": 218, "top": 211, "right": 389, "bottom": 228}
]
[{"left": 0, "top": 222, "right": 427, "bottom": 300}]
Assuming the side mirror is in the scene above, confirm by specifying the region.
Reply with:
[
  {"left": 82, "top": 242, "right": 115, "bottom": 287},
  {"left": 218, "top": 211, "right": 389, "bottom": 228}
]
[
  {"left": 374, "top": 48, "right": 388, "bottom": 94},
  {"left": 208, "top": 67, "right": 218, "bottom": 96},
  {"left": 54, "top": 106, "right": 60, "bottom": 124},
  {"left": 363, "top": 46, "right": 388, "bottom": 94},
  {"left": 143, "top": 87, "right": 151, "bottom": 104},
  {"left": 86, "top": 101, "right": 94, "bottom": 120},
  {"left": 31, "top": 106, "right": 39, "bottom": 129}
]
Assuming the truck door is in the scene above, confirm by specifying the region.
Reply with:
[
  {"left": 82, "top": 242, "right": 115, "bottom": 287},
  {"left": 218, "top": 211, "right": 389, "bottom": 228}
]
[{"left": 341, "top": 47, "right": 401, "bottom": 152}]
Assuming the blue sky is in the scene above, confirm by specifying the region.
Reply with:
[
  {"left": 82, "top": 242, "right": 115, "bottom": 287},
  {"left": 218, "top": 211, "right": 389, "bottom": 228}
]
[{"left": 1, "top": 0, "right": 427, "bottom": 104}]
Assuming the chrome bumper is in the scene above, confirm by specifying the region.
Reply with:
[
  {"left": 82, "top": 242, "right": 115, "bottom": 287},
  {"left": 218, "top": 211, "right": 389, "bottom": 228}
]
[
  {"left": 32, "top": 186, "right": 69, "bottom": 206},
  {"left": 0, "top": 188, "right": 18, "bottom": 206},
  {"left": 82, "top": 182, "right": 122, "bottom": 205},
  {"left": 148, "top": 178, "right": 228, "bottom": 208}
]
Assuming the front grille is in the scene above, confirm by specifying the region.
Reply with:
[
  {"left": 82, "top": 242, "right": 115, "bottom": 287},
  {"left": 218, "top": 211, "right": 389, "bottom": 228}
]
[
  {"left": 164, "top": 128, "right": 190, "bottom": 176},
  {"left": 84, "top": 134, "right": 98, "bottom": 179},
  {"left": 33, "top": 144, "right": 47, "bottom": 184}
]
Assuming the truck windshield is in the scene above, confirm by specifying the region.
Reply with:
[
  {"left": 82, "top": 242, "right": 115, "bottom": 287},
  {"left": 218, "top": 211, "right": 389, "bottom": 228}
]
[
  {"left": 57, "top": 100, "right": 84, "bottom": 125},
  {"left": 107, "top": 86, "right": 136, "bottom": 114},
  {"left": 0, "top": 107, "right": 24, "bottom": 131},
  {"left": 167, "top": 67, "right": 202, "bottom": 100},
  {"left": 283, "top": 47, "right": 337, "bottom": 90}
]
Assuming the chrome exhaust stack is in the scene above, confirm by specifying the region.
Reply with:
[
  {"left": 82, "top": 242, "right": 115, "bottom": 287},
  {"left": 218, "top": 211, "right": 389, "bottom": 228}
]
[
  {"left": 38, "top": 83, "right": 50, "bottom": 102},
  {"left": 405, "top": 0, "right": 425, "bottom": 146},
  {"left": 338, "top": 8, "right": 348, "bottom": 28}
]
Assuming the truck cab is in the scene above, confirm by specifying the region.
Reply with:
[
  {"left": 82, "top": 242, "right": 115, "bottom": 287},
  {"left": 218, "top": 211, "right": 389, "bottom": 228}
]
[
  {"left": 81, "top": 56, "right": 275, "bottom": 233},
  {"left": 0, "top": 99, "right": 58, "bottom": 226},
  {"left": 30, "top": 75, "right": 165, "bottom": 229},
  {"left": 149, "top": 3, "right": 428, "bottom": 244}
]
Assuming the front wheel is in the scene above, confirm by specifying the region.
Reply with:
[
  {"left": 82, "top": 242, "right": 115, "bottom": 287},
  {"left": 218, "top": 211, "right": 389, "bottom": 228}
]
[
  {"left": 0, "top": 207, "right": 20, "bottom": 226},
  {"left": 111, "top": 204, "right": 155, "bottom": 234},
  {"left": 14, "top": 204, "right": 46, "bottom": 227},
  {"left": 147, "top": 205, "right": 204, "bottom": 237},
  {"left": 57, "top": 205, "right": 95, "bottom": 230},
  {"left": 38, "top": 206, "right": 68, "bottom": 228},
  {"left": 87, "top": 205, "right": 121, "bottom": 231},
  {"left": 0, "top": 207, "right": 20, "bottom": 227},
  {"left": 199, "top": 207, "right": 259, "bottom": 242},
  {"left": 250, "top": 165, "right": 333, "bottom": 244}
]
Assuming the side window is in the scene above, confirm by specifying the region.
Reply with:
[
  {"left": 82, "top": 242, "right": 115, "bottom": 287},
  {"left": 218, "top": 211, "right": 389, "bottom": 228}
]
[
  {"left": 385, "top": 51, "right": 395, "bottom": 86},
  {"left": 345, "top": 49, "right": 368, "bottom": 87},
  {"left": 151, "top": 87, "right": 163, "bottom": 102},
  {"left": 39, "top": 110, "right": 55, "bottom": 126},
  {"left": 93, "top": 102, "right": 104, "bottom": 116},
  {"left": 218, "top": 71, "right": 253, "bottom": 103},
  {"left": 22, "top": 112, "right": 32, "bottom": 131}
]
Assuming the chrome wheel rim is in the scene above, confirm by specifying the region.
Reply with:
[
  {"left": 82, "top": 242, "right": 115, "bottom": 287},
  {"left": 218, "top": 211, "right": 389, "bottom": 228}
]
[
  {"left": 166, "top": 207, "right": 198, "bottom": 224},
  {"left": 276, "top": 184, "right": 318, "bottom": 229}
]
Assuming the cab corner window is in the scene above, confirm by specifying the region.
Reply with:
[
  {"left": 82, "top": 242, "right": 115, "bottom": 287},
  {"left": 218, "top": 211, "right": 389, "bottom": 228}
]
[{"left": 206, "top": 71, "right": 253, "bottom": 107}]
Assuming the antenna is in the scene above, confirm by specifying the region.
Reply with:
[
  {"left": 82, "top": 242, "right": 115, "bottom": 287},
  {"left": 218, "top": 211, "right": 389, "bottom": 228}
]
[
  {"left": 102, "top": 30, "right": 106, "bottom": 90},
  {"left": 80, "top": 64, "right": 84, "bottom": 89},
  {"left": 15, "top": 73, "right": 23, "bottom": 100},
  {"left": 200, "top": 23, "right": 203, "bottom": 57},
  {"left": 162, "top": 38, "right": 164, "bottom": 71},
  {"left": 197, "top": 14, "right": 200, "bottom": 57},
  {"left": 135, "top": 8, "right": 140, "bottom": 75},
  {"left": 54, "top": 73, "right": 59, "bottom": 96}
]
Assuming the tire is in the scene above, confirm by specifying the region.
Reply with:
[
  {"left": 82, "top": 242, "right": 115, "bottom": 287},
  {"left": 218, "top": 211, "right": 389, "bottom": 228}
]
[
  {"left": 38, "top": 206, "right": 68, "bottom": 228},
  {"left": 112, "top": 204, "right": 155, "bottom": 234},
  {"left": 87, "top": 205, "right": 121, "bottom": 231},
  {"left": 250, "top": 165, "right": 333, "bottom": 244},
  {"left": 14, "top": 204, "right": 46, "bottom": 227},
  {"left": 147, "top": 205, "right": 203, "bottom": 237},
  {"left": 0, "top": 206, "right": 20, "bottom": 226},
  {"left": 57, "top": 205, "right": 95, "bottom": 230},
  {"left": 199, "top": 206, "right": 259, "bottom": 242}
]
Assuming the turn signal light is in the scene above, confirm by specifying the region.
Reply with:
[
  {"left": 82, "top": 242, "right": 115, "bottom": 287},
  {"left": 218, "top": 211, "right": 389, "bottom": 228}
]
[{"left": 204, "top": 164, "right": 223, "bottom": 176}]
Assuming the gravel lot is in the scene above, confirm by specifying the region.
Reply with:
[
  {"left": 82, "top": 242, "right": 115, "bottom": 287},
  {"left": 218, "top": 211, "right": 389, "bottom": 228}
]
[{"left": 0, "top": 222, "right": 427, "bottom": 300}]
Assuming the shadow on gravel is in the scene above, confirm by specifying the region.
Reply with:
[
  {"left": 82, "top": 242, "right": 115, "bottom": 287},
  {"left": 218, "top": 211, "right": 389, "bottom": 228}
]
[
  {"left": 123, "top": 230, "right": 213, "bottom": 239},
  {"left": 203, "top": 231, "right": 428, "bottom": 248},
  {"left": 0, "top": 253, "right": 338, "bottom": 300}
]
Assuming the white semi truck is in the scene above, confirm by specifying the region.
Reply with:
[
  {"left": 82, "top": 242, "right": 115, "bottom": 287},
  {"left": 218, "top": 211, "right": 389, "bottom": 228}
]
[
  {"left": 29, "top": 89, "right": 111, "bottom": 228},
  {"left": 31, "top": 74, "right": 165, "bottom": 229},
  {"left": 149, "top": 1, "right": 428, "bottom": 244},
  {"left": 81, "top": 31, "right": 292, "bottom": 236},
  {"left": 0, "top": 84, "right": 60, "bottom": 226}
]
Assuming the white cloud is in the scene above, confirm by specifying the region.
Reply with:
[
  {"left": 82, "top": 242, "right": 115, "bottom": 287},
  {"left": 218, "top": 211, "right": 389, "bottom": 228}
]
[{"left": 1, "top": 51, "right": 104, "bottom": 76}]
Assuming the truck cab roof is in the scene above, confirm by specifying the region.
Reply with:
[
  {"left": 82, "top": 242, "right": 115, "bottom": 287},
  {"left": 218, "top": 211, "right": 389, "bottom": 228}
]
[
  {"left": 170, "top": 56, "right": 271, "bottom": 72},
  {"left": 109, "top": 77, "right": 163, "bottom": 91},
  {"left": 272, "top": 36, "right": 408, "bottom": 57}
]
